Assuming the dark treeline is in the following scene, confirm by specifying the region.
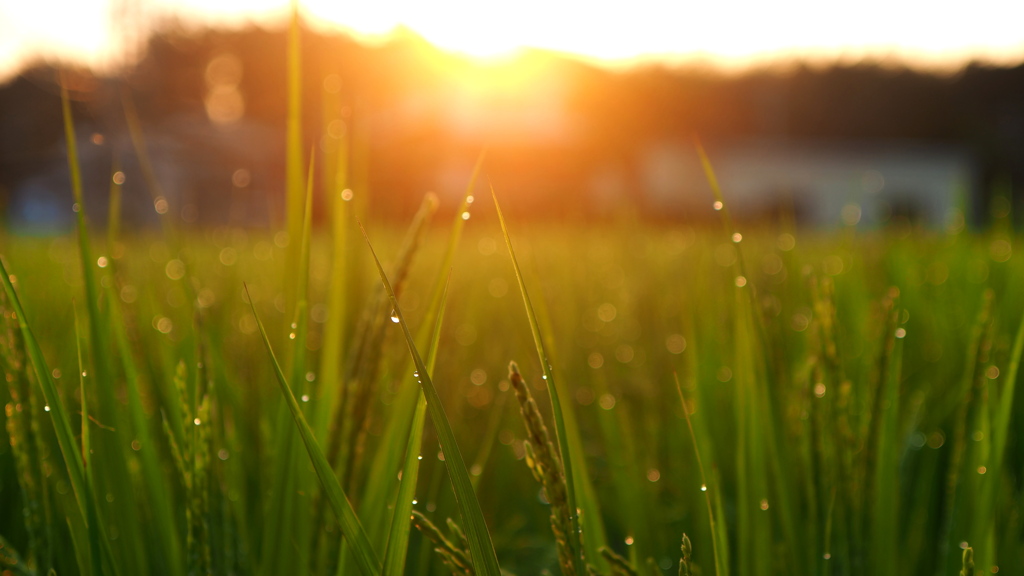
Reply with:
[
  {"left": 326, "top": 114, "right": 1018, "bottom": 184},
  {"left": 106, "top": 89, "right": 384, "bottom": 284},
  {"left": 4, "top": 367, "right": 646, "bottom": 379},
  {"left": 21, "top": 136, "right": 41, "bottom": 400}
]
[{"left": 1, "top": 22, "right": 1023, "bottom": 225}]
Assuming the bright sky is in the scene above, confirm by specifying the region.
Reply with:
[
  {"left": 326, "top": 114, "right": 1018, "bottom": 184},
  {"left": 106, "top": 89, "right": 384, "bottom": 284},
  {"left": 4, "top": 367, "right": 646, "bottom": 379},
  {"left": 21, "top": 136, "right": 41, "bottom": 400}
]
[{"left": 3, "top": 0, "right": 1024, "bottom": 80}]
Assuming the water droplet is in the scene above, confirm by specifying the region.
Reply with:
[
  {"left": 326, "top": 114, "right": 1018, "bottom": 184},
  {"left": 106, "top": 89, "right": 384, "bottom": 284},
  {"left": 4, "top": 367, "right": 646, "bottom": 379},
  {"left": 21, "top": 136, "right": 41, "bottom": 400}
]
[
  {"left": 96, "top": 256, "right": 109, "bottom": 268},
  {"left": 131, "top": 440, "right": 141, "bottom": 451},
  {"left": 735, "top": 276, "right": 747, "bottom": 287},
  {"left": 290, "top": 322, "right": 298, "bottom": 329},
  {"left": 390, "top": 311, "right": 400, "bottom": 323},
  {"left": 72, "top": 203, "right": 81, "bottom": 213},
  {"left": 341, "top": 189, "right": 354, "bottom": 201},
  {"left": 305, "top": 372, "right": 316, "bottom": 382},
  {"left": 461, "top": 211, "right": 471, "bottom": 220},
  {"left": 218, "top": 449, "right": 230, "bottom": 460},
  {"left": 895, "top": 328, "right": 907, "bottom": 339},
  {"left": 760, "top": 498, "right": 769, "bottom": 510},
  {"left": 732, "top": 232, "right": 743, "bottom": 243},
  {"left": 823, "top": 553, "right": 831, "bottom": 560},
  {"left": 541, "top": 375, "right": 548, "bottom": 380},
  {"left": 81, "top": 371, "right": 87, "bottom": 377},
  {"left": 713, "top": 200, "right": 723, "bottom": 211},
  {"left": 624, "top": 536, "right": 634, "bottom": 546},
  {"left": 466, "top": 195, "right": 475, "bottom": 204},
  {"left": 417, "top": 455, "right": 423, "bottom": 460},
  {"left": 193, "top": 418, "right": 201, "bottom": 426},
  {"left": 288, "top": 332, "right": 296, "bottom": 339},
  {"left": 413, "top": 371, "right": 419, "bottom": 378},
  {"left": 700, "top": 484, "right": 707, "bottom": 492},
  {"left": 411, "top": 499, "right": 418, "bottom": 504},
  {"left": 301, "top": 394, "right": 310, "bottom": 403},
  {"left": 44, "top": 405, "right": 51, "bottom": 412}
]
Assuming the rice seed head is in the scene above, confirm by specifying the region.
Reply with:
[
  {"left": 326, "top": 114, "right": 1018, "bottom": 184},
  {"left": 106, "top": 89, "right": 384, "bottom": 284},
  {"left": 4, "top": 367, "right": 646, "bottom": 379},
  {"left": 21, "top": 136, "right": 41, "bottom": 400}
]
[
  {"left": 411, "top": 510, "right": 473, "bottom": 574},
  {"left": 508, "top": 361, "right": 577, "bottom": 576},
  {"left": 679, "top": 533, "right": 692, "bottom": 576},
  {"left": 960, "top": 546, "right": 975, "bottom": 576}
]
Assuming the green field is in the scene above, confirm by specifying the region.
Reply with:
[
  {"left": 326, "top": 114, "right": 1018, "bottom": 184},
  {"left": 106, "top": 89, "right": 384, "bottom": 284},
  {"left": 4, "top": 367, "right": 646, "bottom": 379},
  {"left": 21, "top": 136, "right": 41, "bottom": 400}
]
[
  {"left": 3, "top": 15, "right": 1023, "bottom": 575},
  {"left": 3, "top": 184, "right": 1023, "bottom": 576}
]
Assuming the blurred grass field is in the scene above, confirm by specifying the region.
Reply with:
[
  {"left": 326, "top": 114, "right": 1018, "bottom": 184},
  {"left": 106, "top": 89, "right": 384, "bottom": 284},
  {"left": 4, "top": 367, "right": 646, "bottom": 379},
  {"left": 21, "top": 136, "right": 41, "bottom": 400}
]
[
  {"left": 3, "top": 9, "right": 1024, "bottom": 574},
  {"left": 3, "top": 206, "right": 1024, "bottom": 575}
]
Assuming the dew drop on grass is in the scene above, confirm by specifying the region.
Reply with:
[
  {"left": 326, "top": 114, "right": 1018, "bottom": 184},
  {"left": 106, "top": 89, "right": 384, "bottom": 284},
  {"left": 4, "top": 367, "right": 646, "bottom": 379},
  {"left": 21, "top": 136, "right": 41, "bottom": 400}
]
[
  {"left": 44, "top": 405, "right": 50, "bottom": 412},
  {"left": 466, "top": 195, "right": 475, "bottom": 204},
  {"left": 218, "top": 449, "right": 229, "bottom": 460},
  {"left": 461, "top": 211, "right": 471, "bottom": 220},
  {"left": 390, "top": 311, "right": 400, "bottom": 323},
  {"left": 417, "top": 455, "right": 423, "bottom": 460},
  {"left": 895, "top": 328, "right": 907, "bottom": 339},
  {"left": 341, "top": 189, "right": 354, "bottom": 201},
  {"left": 732, "top": 232, "right": 743, "bottom": 243},
  {"left": 194, "top": 418, "right": 201, "bottom": 426},
  {"left": 288, "top": 332, "right": 296, "bottom": 340},
  {"left": 624, "top": 536, "right": 634, "bottom": 546},
  {"left": 700, "top": 483, "right": 707, "bottom": 492},
  {"left": 412, "top": 499, "right": 418, "bottom": 504},
  {"left": 713, "top": 201, "right": 723, "bottom": 211},
  {"left": 301, "top": 394, "right": 310, "bottom": 403},
  {"left": 823, "top": 553, "right": 831, "bottom": 560},
  {"left": 760, "top": 498, "right": 770, "bottom": 510}
]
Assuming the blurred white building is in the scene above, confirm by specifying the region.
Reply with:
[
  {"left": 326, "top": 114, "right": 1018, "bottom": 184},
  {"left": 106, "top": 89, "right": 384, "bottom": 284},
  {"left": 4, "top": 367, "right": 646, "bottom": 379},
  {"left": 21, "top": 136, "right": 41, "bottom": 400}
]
[{"left": 638, "top": 139, "right": 976, "bottom": 227}]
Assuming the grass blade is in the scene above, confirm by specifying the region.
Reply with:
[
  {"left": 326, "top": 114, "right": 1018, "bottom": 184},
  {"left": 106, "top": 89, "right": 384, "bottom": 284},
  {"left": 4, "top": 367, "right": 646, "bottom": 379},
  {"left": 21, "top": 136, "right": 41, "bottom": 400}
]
[
  {"left": 361, "top": 225, "right": 502, "bottom": 576},
  {"left": 0, "top": 258, "right": 114, "bottom": 576},
  {"left": 491, "top": 186, "right": 584, "bottom": 575},
  {"left": 246, "top": 285, "right": 382, "bottom": 576},
  {"left": 382, "top": 274, "right": 453, "bottom": 575},
  {"left": 675, "top": 373, "right": 723, "bottom": 576}
]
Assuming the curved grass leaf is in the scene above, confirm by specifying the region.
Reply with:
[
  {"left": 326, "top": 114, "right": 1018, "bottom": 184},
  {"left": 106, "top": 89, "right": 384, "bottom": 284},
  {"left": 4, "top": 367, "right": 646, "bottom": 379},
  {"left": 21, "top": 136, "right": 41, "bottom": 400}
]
[
  {"left": 491, "top": 186, "right": 584, "bottom": 575},
  {"left": 675, "top": 373, "right": 724, "bottom": 576},
  {"left": 361, "top": 225, "right": 502, "bottom": 576},
  {"left": 246, "top": 285, "right": 381, "bottom": 576},
  {"left": 0, "top": 258, "right": 115, "bottom": 576},
  {"left": 382, "top": 274, "right": 452, "bottom": 575}
]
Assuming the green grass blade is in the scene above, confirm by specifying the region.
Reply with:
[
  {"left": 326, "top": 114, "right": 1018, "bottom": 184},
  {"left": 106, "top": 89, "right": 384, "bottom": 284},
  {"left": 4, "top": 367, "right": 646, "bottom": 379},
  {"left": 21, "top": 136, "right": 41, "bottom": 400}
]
[
  {"left": 246, "top": 284, "right": 382, "bottom": 576},
  {"left": 65, "top": 76, "right": 149, "bottom": 576},
  {"left": 491, "top": 186, "right": 584, "bottom": 576},
  {"left": 105, "top": 285, "right": 184, "bottom": 575},
  {"left": 73, "top": 303, "right": 104, "bottom": 576},
  {"left": 382, "top": 274, "right": 452, "bottom": 575},
  {"left": 0, "top": 258, "right": 114, "bottom": 576},
  {"left": 870, "top": 306, "right": 905, "bottom": 576},
  {"left": 361, "top": 225, "right": 502, "bottom": 576},
  {"left": 675, "top": 373, "right": 723, "bottom": 576}
]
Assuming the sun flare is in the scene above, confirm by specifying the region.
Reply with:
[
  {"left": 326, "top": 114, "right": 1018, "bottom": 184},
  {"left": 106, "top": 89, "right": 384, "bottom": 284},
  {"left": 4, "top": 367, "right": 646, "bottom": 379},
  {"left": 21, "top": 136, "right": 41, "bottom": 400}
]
[{"left": 2, "top": 0, "right": 1024, "bottom": 80}]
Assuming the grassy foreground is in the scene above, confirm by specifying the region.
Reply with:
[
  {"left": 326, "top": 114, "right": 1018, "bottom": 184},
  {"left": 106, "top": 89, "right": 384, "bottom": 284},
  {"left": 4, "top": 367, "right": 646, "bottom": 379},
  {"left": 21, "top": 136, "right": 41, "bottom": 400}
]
[
  {"left": 2, "top": 196, "right": 1024, "bottom": 576},
  {"left": 1, "top": 16, "right": 1022, "bottom": 574}
]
